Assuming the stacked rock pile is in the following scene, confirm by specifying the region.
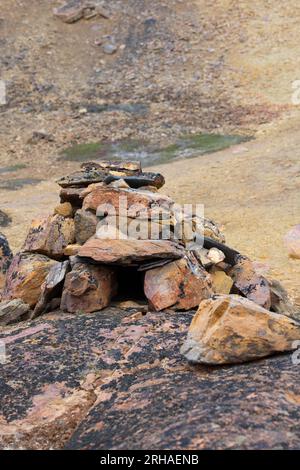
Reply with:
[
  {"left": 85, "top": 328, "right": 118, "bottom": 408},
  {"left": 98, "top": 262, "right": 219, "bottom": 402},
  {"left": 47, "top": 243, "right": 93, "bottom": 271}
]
[{"left": 0, "top": 160, "right": 299, "bottom": 364}]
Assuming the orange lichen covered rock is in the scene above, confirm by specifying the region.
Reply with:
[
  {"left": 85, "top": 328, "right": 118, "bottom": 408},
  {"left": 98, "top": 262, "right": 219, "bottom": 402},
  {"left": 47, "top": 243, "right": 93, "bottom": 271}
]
[
  {"left": 229, "top": 257, "right": 271, "bottom": 309},
  {"left": 3, "top": 252, "right": 58, "bottom": 308},
  {"left": 61, "top": 263, "right": 117, "bottom": 313},
  {"left": 144, "top": 257, "right": 213, "bottom": 311},
  {"left": 181, "top": 295, "right": 300, "bottom": 364},
  {"left": 23, "top": 215, "right": 75, "bottom": 259}
]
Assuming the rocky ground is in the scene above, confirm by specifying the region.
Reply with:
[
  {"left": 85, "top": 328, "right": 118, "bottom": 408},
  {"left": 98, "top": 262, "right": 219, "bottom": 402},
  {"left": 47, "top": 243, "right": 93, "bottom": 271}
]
[{"left": 1, "top": 0, "right": 300, "bottom": 450}]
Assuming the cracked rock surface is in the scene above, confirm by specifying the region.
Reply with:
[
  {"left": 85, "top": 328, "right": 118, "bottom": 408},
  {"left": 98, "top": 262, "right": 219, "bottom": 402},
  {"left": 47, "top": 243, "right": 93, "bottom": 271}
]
[{"left": 1, "top": 307, "right": 299, "bottom": 450}]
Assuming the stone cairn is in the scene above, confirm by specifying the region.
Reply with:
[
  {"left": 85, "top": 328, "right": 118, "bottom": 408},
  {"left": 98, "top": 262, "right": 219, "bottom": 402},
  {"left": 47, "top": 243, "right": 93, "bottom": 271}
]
[{"left": 0, "top": 161, "right": 300, "bottom": 364}]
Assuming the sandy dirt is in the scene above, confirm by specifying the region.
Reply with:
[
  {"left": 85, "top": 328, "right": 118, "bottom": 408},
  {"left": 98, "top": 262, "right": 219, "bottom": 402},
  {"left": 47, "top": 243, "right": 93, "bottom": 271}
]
[{"left": 1, "top": 0, "right": 300, "bottom": 305}]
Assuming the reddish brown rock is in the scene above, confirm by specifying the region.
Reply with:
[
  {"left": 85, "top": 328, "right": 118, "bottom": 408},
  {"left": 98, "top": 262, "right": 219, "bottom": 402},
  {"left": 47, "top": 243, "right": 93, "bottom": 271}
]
[
  {"left": 61, "top": 263, "right": 117, "bottom": 313},
  {"left": 0, "top": 233, "right": 12, "bottom": 292},
  {"left": 74, "top": 209, "right": 98, "bottom": 244},
  {"left": 229, "top": 256, "right": 271, "bottom": 309},
  {"left": 144, "top": 256, "right": 213, "bottom": 311},
  {"left": 3, "top": 253, "right": 58, "bottom": 308},
  {"left": 31, "top": 261, "right": 70, "bottom": 319},
  {"left": 181, "top": 294, "right": 300, "bottom": 365},
  {"left": 23, "top": 215, "right": 75, "bottom": 259},
  {"left": 82, "top": 186, "right": 173, "bottom": 215},
  {"left": 78, "top": 238, "right": 184, "bottom": 266}
]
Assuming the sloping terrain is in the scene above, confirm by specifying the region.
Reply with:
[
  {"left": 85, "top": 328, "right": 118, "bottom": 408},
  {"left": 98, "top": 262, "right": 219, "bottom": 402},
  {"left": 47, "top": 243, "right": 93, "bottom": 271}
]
[{"left": 1, "top": 0, "right": 300, "bottom": 450}]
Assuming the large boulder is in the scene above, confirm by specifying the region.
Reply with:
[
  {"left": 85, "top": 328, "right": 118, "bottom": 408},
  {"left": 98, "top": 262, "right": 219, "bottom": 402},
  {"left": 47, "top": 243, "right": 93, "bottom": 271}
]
[
  {"left": 61, "top": 263, "right": 117, "bottom": 313},
  {"left": 23, "top": 215, "right": 75, "bottom": 259},
  {"left": 3, "top": 253, "right": 58, "bottom": 308},
  {"left": 144, "top": 256, "right": 213, "bottom": 311},
  {"left": 181, "top": 294, "right": 300, "bottom": 365}
]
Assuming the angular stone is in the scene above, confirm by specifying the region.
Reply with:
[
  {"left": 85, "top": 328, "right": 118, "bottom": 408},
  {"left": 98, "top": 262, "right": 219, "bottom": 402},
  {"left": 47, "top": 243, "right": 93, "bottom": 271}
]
[
  {"left": 74, "top": 209, "right": 98, "bottom": 245},
  {"left": 189, "top": 217, "right": 225, "bottom": 244},
  {"left": 63, "top": 244, "right": 81, "bottom": 256},
  {"left": 181, "top": 294, "right": 300, "bottom": 365},
  {"left": 207, "top": 247, "right": 225, "bottom": 264},
  {"left": 57, "top": 161, "right": 141, "bottom": 189},
  {"left": 31, "top": 261, "right": 70, "bottom": 319},
  {"left": 144, "top": 255, "right": 213, "bottom": 311},
  {"left": 23, "top": 215, "right": 75, "bottom": 259},
  {"left": 96, "top": 215, "right": 170, "bottom": 241},
  {"left": 54, "top": 202, "right": 73, "bottom": 218},
  {"left": 0, "top": 234, "right": 13, "bottom": 293},
  {"left": 84, "top": 161, "right": 141, "bottom": 173},
  {"left": 269, "top": 279, "right": 298, "bottom": 320},
  {"left": 284, "top": 225, "right": 300, "bottom": 259},
  {"left": 78, "top": 239, "right": 184, "bottom": 266},
  {"left": 83, "top": 186, "right": 173, "bottom": 215},
  {"left": 104, "top": 172, "right": 165, "bottom": 190},
  {"left": 53, "top": 1, "right": 85, "bottom": 24},
  {"left": 210, "top": 267, "right": 233, "bottom": 294},
  {"left": 108, "top": 179, "right": 130, "bottom": 189},
  {"left": 0, "top": 210, "right": 12, "bottom": 227},
  {"left": 3, "top": 253, "right": 58, "bottom": 308},
  {"left": 229, "top": 256, "right": 271, "bottom": 309},
  {"left": 0, "top": 299, "right": 31, "bottom": 326},
  {"left": 61, "top": 263, "right": 117, "bottom": 313},
  {"left": 57, "top": 168, "right": 109, "bottom": 188}
]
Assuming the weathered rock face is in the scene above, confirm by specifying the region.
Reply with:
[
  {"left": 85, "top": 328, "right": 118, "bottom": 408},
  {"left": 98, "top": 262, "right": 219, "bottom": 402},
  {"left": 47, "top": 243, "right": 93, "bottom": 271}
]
[
  {"left": 23, "top": 215, "right": 75, "bottom": 259},
  {"left": 0, "top": 299, "right": 31, "bottom": 326},
  {"left": 96, "top": 215, "right": 172, "bottom": 241},
  {"left": 3, "top": 253, "right": 58, "bottom": 308},
  {"left": 144, "top": 256, "right": 213, "bottom": 311},
  {"left": 284, "top": 224, "right": 300, "bottom": 259},
  {"left": 74, "top": 209, "right": 98, "bottom": 245},
  {"left": 0, "top": 234, "right": 12, "bottom": 292},
  {"left": 210, "top": 267, "right": 233, "bottom": 294},
  {"left": 269, "top": 279, "right": 299, "bottom": 320},
  {"left": 61, "top": 263, "right": 117, "bottom": 313},
  {"left": 54, "top": 202, "right": 73, "bottom": 218},
  {"left": 229, "top": 256, "right": 271, "bottom": 309},
  {"left": 181, "top": 295, "right": 300, "bottom": 365},
  {"left": 82, "top": 186, "right": 173, "bottom": 215},
  {"left": 78, "top": 238, "right": 184, "bottom": 266},
  {"left": 32, "top": 261, "right": 70, "bottom": 319}
]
